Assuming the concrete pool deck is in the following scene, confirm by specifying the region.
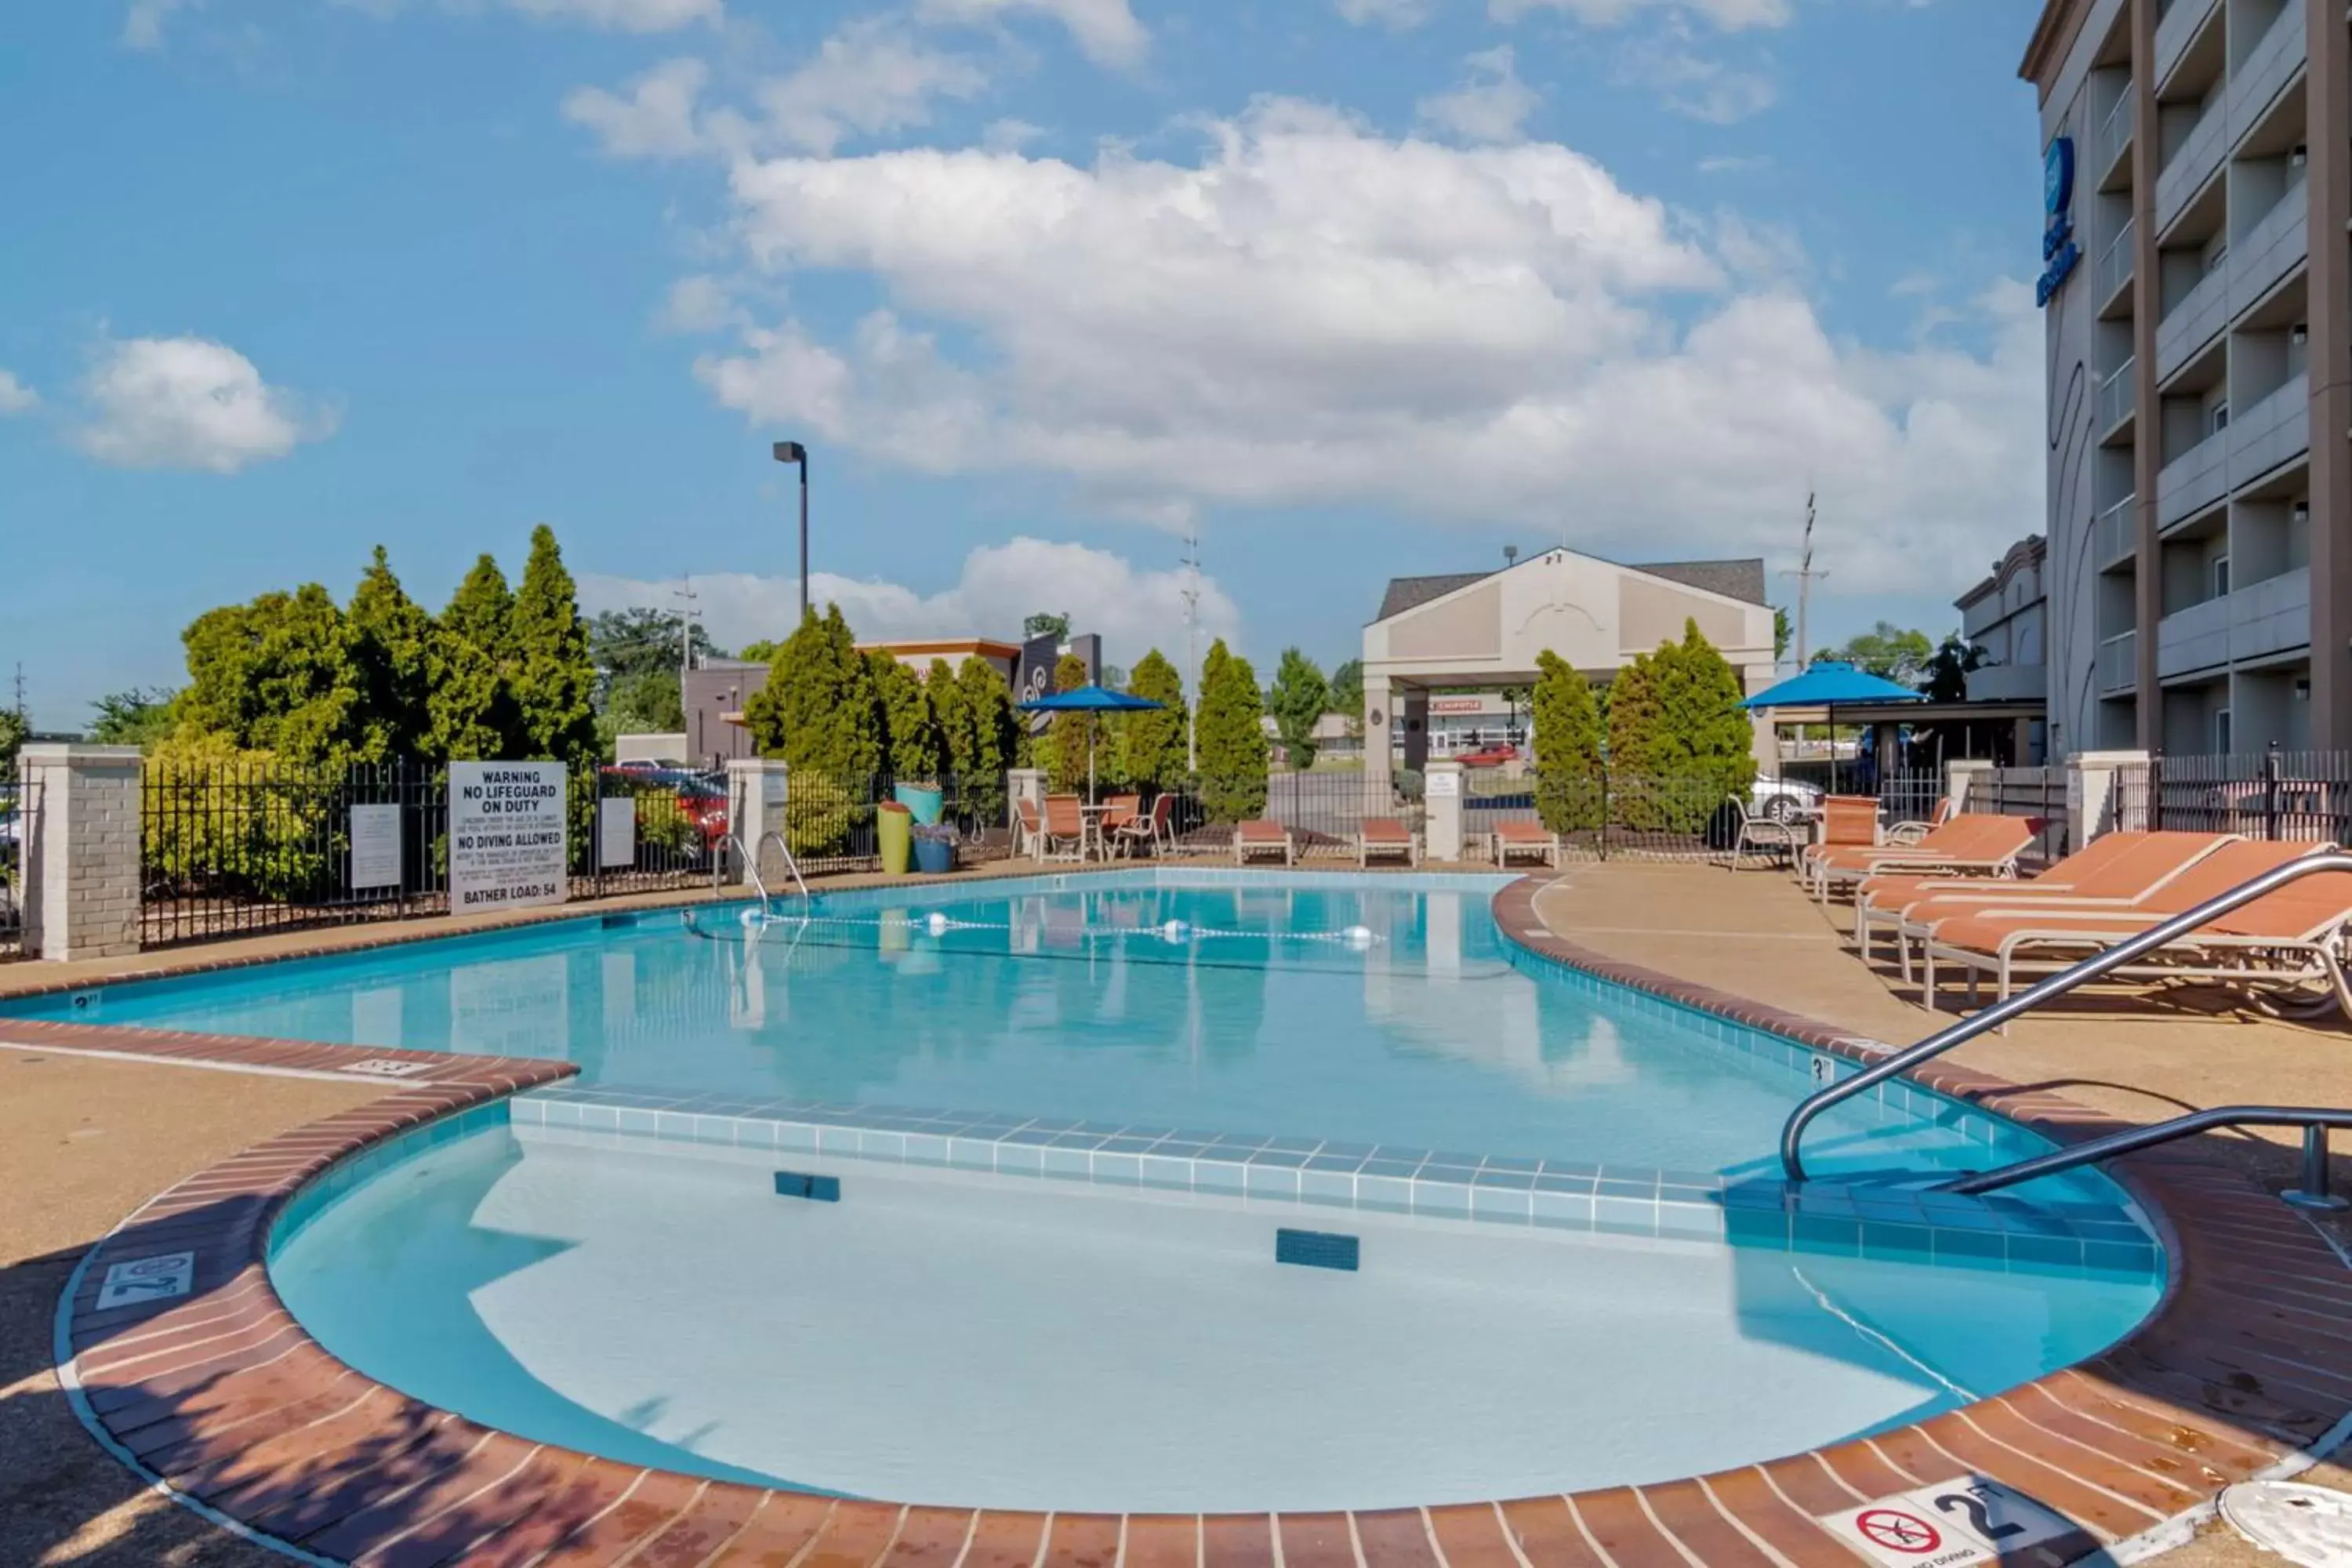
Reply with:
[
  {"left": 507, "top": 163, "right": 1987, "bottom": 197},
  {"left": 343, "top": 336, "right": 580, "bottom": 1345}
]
[{"left": 5, "top": 862, "right": 2352, "bottom": 1565}]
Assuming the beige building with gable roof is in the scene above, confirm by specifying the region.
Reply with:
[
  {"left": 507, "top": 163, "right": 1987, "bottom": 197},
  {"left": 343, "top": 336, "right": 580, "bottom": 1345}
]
[{"left": 1359, "top": 548, "right": 1777, "bottom": 797}]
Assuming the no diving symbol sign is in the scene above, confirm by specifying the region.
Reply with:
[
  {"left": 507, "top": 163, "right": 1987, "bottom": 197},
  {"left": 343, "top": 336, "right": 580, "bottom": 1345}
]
[
  {"left": 95, "top": 1250, "right": 195, "bottom": 1312},
  {"left": 1824, "top": 1479, "right": 2077, "bottom": 1568},
  {"left": 1857, "top": 1511, "right": 1942, "bottom": 1555}
]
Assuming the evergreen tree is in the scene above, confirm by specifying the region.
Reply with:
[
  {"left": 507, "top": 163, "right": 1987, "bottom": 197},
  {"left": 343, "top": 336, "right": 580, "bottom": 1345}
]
[
  {"left": 347, "top": 546, "right": 434, "bottom": 765},
  {"left": 1195, "top": 639, "right": 1269, "bottom": 822},
  {"left": 507, "top": 525, "right": 599, "bottom": 765},
  {"left": 1265, "top": 647, "right": 1328, "bottom": 770},
  {"left": 1605, "top": 650, "right": 1668, "bottom": 778},
  {"left": 1047, "top": 651, "right": 1092, "bottom": 793},
  {"left": 429, "top": 554, "right": 521, "bottom": 762},
  {"left": 955, "top": 654, "right": 1017, "bottom": 818},
  {"left": 927, "top": 658, "right": 968, "bottom": 777},
  {"left": 1668, "top": 619, "right": 1760, "bottom": 807},
  {"left": 744, "top": 604, "right": 881, "bottom": 777},
  {"left": 1532, "top": 649, "right": 1603, "bottom": 833},
  {"left": 1116, "top": 649, "right": 1188, "bottom": 791},
  {"left": 178, "top": 585, "right": 361, "bottom": 768},
  {"left": 874, "top": 653, "right": 945, "bottom": 782}
]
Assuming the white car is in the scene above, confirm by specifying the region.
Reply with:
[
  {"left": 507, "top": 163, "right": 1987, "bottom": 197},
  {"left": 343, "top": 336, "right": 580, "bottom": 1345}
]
[{"left": 1750, "top": 777, "right": 1824, "bottom": 823}]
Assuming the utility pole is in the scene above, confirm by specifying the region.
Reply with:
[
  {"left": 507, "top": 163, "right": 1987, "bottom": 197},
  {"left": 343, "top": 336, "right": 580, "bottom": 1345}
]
[
  {"left": 1180, "top": 534, "right": 1202, "bottom": 771},
  {"left": 9, "top": 663, "right": 24, "bottom": 720},
  {"left": 672, "top": 579, "right": 700, "bottom": 677},
  {"left": 1777, "top": 491, "right": 1828, "bottom": 670}
]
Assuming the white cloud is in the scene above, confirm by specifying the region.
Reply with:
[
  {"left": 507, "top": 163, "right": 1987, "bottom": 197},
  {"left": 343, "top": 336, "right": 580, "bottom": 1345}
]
[
  {"left": 1336, "top": 0, "right": 1435, "bottom": 27},
  {"left": 916, "top": 0, "right": 1147, "bottom": 68},
  {"left": 757, "top": 20, "right": 990, "bottom": 155},
  {"left": 1614, "top": 29, "right": 1777, "bottom": 122},
  {"left": 982, "top": 117, "right": 1046, "bottom": 151},
  {"left": 578, "top": 538, "right": 1240, "bottom": 664},
  {"left": 564, "top": 58, "right": 711, "bottom": 158},
  {"left": 688, "top": 98, "right": 2040, "bottom": 597},
  {"left": 1490, "top": 0, "right": 1791, "bottom": 27},
  {"left": 0, "top": 371, "right": 38, "bottom": 416},
  {"left": 1417, "top": 45, "right": 1540, "bottom": 144},
  {"left": 1697, "top": 152, "right": 1771, "bottom": 175},
  {"left": 501, "top": 0, "right": 720, "bottom": 31},
  {"left": 657, "top": 274, "right": 744, "bottom": 332},
  {"left": 74, "top": 336, "right": 332, "bottom": 474},
  {"left": 122, "top": 0, "right": 192, "bottom": 49}
]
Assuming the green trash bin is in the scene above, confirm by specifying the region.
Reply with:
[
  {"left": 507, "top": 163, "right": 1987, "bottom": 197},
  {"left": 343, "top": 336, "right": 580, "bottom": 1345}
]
[{"left": 877, "top": 800, "right": 913, "bottom": 875}]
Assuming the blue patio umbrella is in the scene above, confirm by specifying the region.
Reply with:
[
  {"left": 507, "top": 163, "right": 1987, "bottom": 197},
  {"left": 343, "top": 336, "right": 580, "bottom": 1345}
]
[
  {"left": 1018, "top": 684, "right": 1167, "bottom": 797},
  {"left": 1739, "top": 661, "right": 1925, "bottom": 710}
]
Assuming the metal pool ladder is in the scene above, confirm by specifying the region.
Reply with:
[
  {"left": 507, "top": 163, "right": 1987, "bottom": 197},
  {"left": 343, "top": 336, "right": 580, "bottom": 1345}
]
[
  {"left": 718, "top": 830, "right": 811, "bottom": 916},
  {"left": 1777, "top": 848, "right": 2352, "bottom": 1209}
]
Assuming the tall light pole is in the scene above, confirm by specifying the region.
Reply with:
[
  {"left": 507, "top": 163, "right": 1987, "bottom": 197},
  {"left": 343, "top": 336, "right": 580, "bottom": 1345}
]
[{"left": 773, "top": 441, "right": 810, "bottom": 623}]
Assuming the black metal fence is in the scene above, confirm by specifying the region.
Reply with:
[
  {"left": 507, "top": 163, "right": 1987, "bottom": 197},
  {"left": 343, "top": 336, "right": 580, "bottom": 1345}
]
[
  {"left": 763, "top": 773, "right": 1017, "bottom": 877},
  {"left": 1974, "top": 764, "right": 2069, "bottom": 866},
  {"left": 1158, "top": 771, "right": 1424, "bottom": 859},
  {"left": 2114, "top": 748, "right": 2352, "bottom": 843},
  {"left": 140, "top": 759, "right": 737, "bottom": 949},
  {"left": 0, "top": 769, "right": 26, "bottom": 960}
]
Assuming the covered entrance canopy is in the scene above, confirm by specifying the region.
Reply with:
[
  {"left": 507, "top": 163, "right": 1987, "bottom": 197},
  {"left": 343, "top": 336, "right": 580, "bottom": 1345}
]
[{"left": 1359, "top": 548, "right": 1778, "bottom": 795}]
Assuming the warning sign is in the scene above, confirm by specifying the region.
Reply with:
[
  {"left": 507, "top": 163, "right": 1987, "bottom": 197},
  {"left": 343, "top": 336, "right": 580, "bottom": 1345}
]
[
  {"left": 448, "top": 761, "right": 568, "bottom": 913},
  {"left": 1820, "top": 1479, "right": 2078, "bottom": 1568}
]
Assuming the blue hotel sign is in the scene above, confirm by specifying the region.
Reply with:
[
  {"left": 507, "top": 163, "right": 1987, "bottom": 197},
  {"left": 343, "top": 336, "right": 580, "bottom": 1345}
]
[{"left": 2037, "top": 136, "right": 2080, "bottom": 307}]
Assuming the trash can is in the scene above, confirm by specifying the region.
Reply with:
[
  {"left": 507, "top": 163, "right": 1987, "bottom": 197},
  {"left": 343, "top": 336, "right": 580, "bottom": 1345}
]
[
  {"left": 894, "top": 782, "right": 946, "bottom": 826},
  {"left": 878, "top": 800, "right": 913, "bottom": 875}
]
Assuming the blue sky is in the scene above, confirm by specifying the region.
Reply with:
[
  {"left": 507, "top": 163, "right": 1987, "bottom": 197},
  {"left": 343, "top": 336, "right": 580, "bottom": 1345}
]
[{"left": 2, "top": 0, "right": 2043, "bottom": 729}]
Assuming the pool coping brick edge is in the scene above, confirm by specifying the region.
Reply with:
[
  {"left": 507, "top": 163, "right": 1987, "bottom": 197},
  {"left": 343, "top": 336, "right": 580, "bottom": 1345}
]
[{"left": 24, "top": 870, "right": 2350, "bottom": 1567}]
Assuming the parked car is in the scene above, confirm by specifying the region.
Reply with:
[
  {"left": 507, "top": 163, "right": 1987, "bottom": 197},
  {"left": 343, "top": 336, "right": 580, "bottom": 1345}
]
[
  {"left": 601, "top": 766, "right": 731, "bottom": 848},
  {"left": 1455, "top": 744, "right": 1522, "bottom": 769},
  {"left": 1750, "top": 777, "right": 1824, "bottom": 822}
]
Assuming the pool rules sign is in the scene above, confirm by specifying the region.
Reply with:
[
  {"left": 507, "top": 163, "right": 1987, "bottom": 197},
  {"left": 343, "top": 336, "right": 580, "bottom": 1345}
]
[{"left": 448, "top": 762, "right": 568, "bottom": 912}]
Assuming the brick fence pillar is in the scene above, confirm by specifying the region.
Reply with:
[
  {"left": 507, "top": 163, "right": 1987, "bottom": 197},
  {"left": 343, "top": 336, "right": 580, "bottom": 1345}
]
[{"left": 22, "top": 743, "right": 144, "bottom": 961}]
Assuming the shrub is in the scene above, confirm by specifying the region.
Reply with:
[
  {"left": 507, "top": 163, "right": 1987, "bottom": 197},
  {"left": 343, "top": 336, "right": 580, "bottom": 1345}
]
[
  {"left": 1532, "top": 649, "right": 1602, "bottom": 833},
  {"left": 1196, "top": 639, "right": 1269, "bottom": 823},
  {"left": 143, "top": 731, "right": 336, "bottom": 902}
]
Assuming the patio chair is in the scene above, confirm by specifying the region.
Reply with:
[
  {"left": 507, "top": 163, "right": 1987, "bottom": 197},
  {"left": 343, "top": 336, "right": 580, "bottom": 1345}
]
[
  {"left": 1040, "top": 794, "right": 1087, "bottom": 862},
  {"left": 1860, "top": 831, "right": 2234, "bottom": 972},
  {"left": 1233, "top": 818, "right": 1294, "bottom": 866},
  {"left": 1099, "top": 793, "right": 1142, "bottom": 837},
  {"left": 1112, "top": 794, "right": 1174, "bottom": 858},
  {"left": 1808, "top": 814, "right": 2034, "bottom": 902},
  {"left": 1720, "top": 793, "right": 1802, "bottom": 869},
  {"left": 1492, "top": 820, "right": 1562, "bottom": 869},
  {"left": 1014, "top": 797, "right": 1045, "bottom": 860},
  {"left": 1915, "top": 838, "right": 2333, "bottom": 1014},
  {"left": 1358, "top": 817, "right": 1419, "bottom": 868}
]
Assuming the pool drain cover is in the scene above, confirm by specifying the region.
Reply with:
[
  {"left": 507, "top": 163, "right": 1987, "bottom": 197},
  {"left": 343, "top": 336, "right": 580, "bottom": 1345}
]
[{"left": 2220, "top": 1481, "right": 2352, "bottom": 1568}]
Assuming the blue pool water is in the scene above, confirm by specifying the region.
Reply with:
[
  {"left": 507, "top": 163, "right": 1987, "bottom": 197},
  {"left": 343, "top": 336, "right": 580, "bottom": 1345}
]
[
  {"left": 44, "top": 870, "right": 2167, "bottom": 1508},
  {"left": 16, "top": 873, "right": 2088, "bottom": 1183}
]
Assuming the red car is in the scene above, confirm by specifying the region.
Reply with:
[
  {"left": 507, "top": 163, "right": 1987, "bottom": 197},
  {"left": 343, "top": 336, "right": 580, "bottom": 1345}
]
[
  {"left": 601, "top": 767, "right": 731, "bottom": 848},
  {"left": 1455, "top": 744, "right": 1522, "bottom": 768}
]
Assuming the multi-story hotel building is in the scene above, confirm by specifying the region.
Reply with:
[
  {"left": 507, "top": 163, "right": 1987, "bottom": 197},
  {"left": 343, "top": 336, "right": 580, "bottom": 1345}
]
[{"left": 2022, "top": 0, "right": 2350, "bottom": 753}]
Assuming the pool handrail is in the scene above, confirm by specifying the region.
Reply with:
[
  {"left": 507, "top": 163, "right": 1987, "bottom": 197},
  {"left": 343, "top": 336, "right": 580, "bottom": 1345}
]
[
  {"left": 1778, "top": 848, "right": 2352, "bottom": 1182},
  {"left": 757, "top": 829, "right": 812, "bottom": 906},
  {"left": 1935, "top": 1105, "right": 2351, "bottom": 1210}
]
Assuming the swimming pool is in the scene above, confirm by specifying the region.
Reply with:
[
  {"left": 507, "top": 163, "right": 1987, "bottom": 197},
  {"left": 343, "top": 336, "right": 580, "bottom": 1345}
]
[{"left": 18, "top": 871, "right": 2168, "bottom": 1510}]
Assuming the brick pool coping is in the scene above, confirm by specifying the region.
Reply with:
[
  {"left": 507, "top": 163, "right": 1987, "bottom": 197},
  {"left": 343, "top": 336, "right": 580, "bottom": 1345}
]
[{"left": 27, "top": 873, "right": 2352, "bottom": 1566}]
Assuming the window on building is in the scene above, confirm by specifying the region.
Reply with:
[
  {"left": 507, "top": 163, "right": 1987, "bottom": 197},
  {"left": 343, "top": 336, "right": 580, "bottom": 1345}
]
[
  {"left": 2212, "top": 554, "right": 2230, "bottom": 597},
  {"left": 2215, "top": 707, "right": 2232, "bottom": 753},
  {"left": 2211, "top": 400, "right": 2229, "bottom": 434}
]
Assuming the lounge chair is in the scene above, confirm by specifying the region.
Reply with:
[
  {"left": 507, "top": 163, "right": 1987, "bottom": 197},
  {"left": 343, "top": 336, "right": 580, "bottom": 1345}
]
[
  {"left": 1233, "top": 819, "right": 1294, "bottom": 865},
  {"left": 1014, "top": 797, "right": 1045, "bottom": 860},
  {"left": 1808, "top": 814, "right": 2035, "bottom": 902},
  {"left": 1722, "top": 793, "right": 1803, "bottom": 869},
  {"left": 1358, "top": 817, "right": 1419, "bottom": 867},
  {"left": 1884, "top": 797, "right": 1955, "bottom": 847},
  {"left": 1493, "top": 820, "right": 1561, "bottom": 869},
  {"left": 1040, "top": 794, "right": 1087, "bottom": 862},
  {"left": 1112, "top": 794, "right": 1174, "bottom": 858},
  {"left": 1798, "top": 796, "right": 1881, "bottom": 883},
  {"left": 1916, "top": 838, "right": 2338, "bottom": 1014},
  {"left": 1854, "top": 830, "right": 2234, "bottom": 968}
]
